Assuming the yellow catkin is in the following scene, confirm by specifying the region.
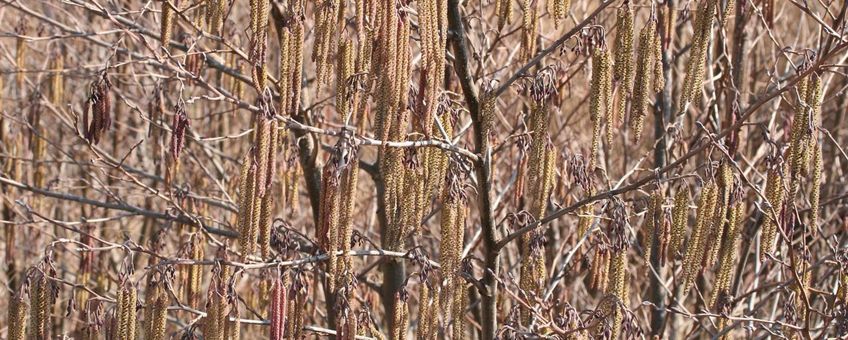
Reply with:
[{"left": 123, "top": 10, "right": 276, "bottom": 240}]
[
  {"left": 612, "top": 3, "right": 634, "bottom": 143},
  {"left": 319, "top": 161, "right": 342, "bottom": 292},
  {"left": 391, "top": 293, "right": 410, "bottom": 340},
  {"left": 452, "top": 284, "right": 467, "bottom": 339},
  {"left": 145, "top": 280, "right": 169, "bottom": 340},
  {"left": 417, "top": 283, "right": 432, "bottom": 339},
  {"left": 29, "top": 270, "right": 51, "bottom": 339},
  {"left": 237, "top": 153, "right": 258, "bottom": 257},
  {"left": 337, "top": 39, "right": 355, "bottom": 123},
  {"left": 521, "top": 0, "right": 538, "bottom": 63},
  {"left": 710, "top": 201, "right": 743, "bottom": 310},
  {"left": 7, "top": 288, "right": 27, "bottom": 340},
  {"left": 607, "top": 251, "right": 627, "bottom": 339},
  {"left": 761, "top": 166, "right": 784, "bottom": 255},
  {"left": 681, "top": 181, "right": 718, "bottom": 293},
  {"left": 496, "top": 0, "right": 512, "bottom": 29},
  {"left": 652, "top": 25, "right": 665, "bottom": 94},
  {"left": 117, "top": 285, "right": 138, "bottom": 340},
  {"left": 337, "top": 153, "right": 360, "bottom": 287},
  {"left": 670, "top": 187, "right": 690, "bottom": 259},
  {"left": 225, "top": 302, "right": 240, "bottom": 340},
  {"left": 259, "top": 121, "right": 278, "bottom": 259},
  {"left": 681, "top": 0, "right": 717, "bottom": 109},
  {"left": 548, "top": 0, "right": 570, "bottom": 25},
  {"left": 278, "top": 27, "right": 292, "bottom": 115},
  {"left": 705, "top": 164, "right": 734, "bottom": 268},
  {"left": 589, "top": 47, "right": 611, "bottom": 169},
  {"left": 186, "top": 233, "right": 204, "bottom": 307},
  {"left": 50, "top": 51, "right": 64, "bottom": 105},
  {"left": 15, "top": 30, "right": 26, "bottom": 97},
  {"left": 630, "top": 19, "right": 657, "bottom": 142},
  {"left": 810, "top": 140, "right": 822, "bottom": 229},
  {"left": 160, "top": 1, "right": 174, "bottom": 49}
]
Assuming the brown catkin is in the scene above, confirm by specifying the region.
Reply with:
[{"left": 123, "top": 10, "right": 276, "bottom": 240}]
[
  {"left": 761, "top": 166, "right": 784, "bottom": 255},
  {"left": 681, "top": 0, "right": 717, "bottom": 109},
  {"left": 589, "top": 245, "right": 610, "bottom": 292},
  {"left": 681, "top": 181, "right": 718, "bottom": 293},
  {"left": 589, "top": 47, "right": 611, "bottom": 169},
  {"left": 642, "top": 191, "right": 664, "bottom": 263},
  {"left": 630, "top": 19, "right": 657, "bottom": 142},
  {"left": 670, "top": 187, "right": 690, "bottom": 259},
  {"left": 7, "top": 288, "right": 27, "bottom": 340}
]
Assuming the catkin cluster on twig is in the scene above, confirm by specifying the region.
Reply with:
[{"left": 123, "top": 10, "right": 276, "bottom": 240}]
[
  {"left": 83, "top": 74, "right": 112, "bottom": 145},
  {"left": 680, "top": 0, "right": 718, "bottom": 110},
  {"left": 116, "top": 282, "right": 138, "bottom": 340},
  {"left": 681, "top": 181, "right": 718, "bottom": 293},
  {"left": 144, "top": 276, "right": 169, "bottom": 340},
  {"left": 630, "top": 18, "right": 661, "bottom": 142},
  {"left": 611, "top": 2, "right": 633, "bottom": 144}
]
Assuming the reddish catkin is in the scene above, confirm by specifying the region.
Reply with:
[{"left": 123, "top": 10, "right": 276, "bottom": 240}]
[
  {"left": 589, "top": 244, "right": 611, "bottom": 292},
  {"left": 269, "top": 276, "right": 287, "bottom": 340}
]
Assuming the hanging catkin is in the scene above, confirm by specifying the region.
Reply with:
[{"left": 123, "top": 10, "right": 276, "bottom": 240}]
[
  {"left": 710, "top": 201, "right": 744, "bottom": 310},
  {"left": 7, "top": 286, "right": 27, "bottom": 340},
  {"left": 680, "top": 0, "right": 718, "bottom": 109},
  {"left": 630, "top": 19, "right": 657, "bottom": 142},
  {"left": 761, "top": 165, "right": 784, "bottom": 255},
  {"left": 145, "top": 278, "right": 169, "bottom": 340},
  {"left": 521, "top": 0, "right": 538, "bottom": 63},
  {"left": 810, "top": 140, "right": 822, "bottom": 229},
  {"left": 681, "top": 181, "right": 718, "bottom": 293},
  {"left": 669, "top": 187, "right": 690, "bottom": 259},
  {"left": 611, "top": 2, "right": 634, "bottom": 144},
  {"left": 589, "top": 46, "right": 612, "bottom": 168},
  {"left": 117, "top": 283, "right": 138, "bottom": 340}
]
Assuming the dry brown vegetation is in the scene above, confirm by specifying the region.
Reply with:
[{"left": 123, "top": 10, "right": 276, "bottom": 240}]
[{"left": 2, "top": 0, "right": 848, "bottom": 339}]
